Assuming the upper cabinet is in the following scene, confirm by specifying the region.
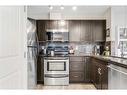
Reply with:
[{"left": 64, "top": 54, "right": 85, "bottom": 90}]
[
  {"left": 37, "top": 20, "right": 47, "bottom": 41},
  {"left": 45, "top": 20, "right": 68, "bottom": 30},
  {"left": 58, "top": 20, "right": 68, "bottom": 29},
  {"left": 46, "top": 20, "right": 58, "bottom": 29},
  {"left": 37, "top": 20, "right": 106, "bottom": 42},
  {"left": 92, "top": 21, "right": 106, "bottom": 42},
  {"left": 37, "top": 20, "right": 69, "bottom": 41},
  {"left": 80, "top": 21, "right": 92, "bottom": 42},
  {"left": 69, "top": 20, "right": 81, "bottom": 42},
  {"left": 69, "top": 20, "right": 106, "bottom": 42}
]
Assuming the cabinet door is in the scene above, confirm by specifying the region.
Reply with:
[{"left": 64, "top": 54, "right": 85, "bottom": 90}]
[
  {"left": 58, "top": 20, "right": 68, "bottom": 29},
  {"left": 70, "top": 72, "right": 84, "bottom": 82},
  {"left": 84, "top": 57, "right": 91, "bottom": 82},
  {"left": 37, "top": 56, "right": 44, "bottom": 84},
  {"left": 92, "top": 21, "right": 106, "bottom": 42},
  {"left": 70, "top": 56, "right": 84, "bottom": 61},
  {"left": 70, "top": 61, "right": 85, "bottom": 72},
  {"left": 101, "top": 64, "right": 108, "bottom": 89},
  {"left": 45, "top": 20, "right": 58, "bottom": 29},
  {"left": 91, "top": 58, "right": 96, "bottom": 83},
  {"left": 69, "top": 20, "right": 81, "bottom": 41},
  {"left": 80, "top": 21, "right": 92, "bottom": 42},
  {"left": 37, "top": 20, "right": 47, "bottom": 41},
  {"left": 94, "top": 63, "right": 102, "bottom": 89}
]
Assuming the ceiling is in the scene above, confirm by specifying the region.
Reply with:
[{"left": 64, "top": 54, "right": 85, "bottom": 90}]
[{"left": 27, "top": 6, "right": 110, "bottom": 20}]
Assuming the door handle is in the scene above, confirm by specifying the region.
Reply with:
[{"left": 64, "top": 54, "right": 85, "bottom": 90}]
[
  {"left": 98, "top": 68, "right": 102, "bottom": 75},
  {"left": 74, "top": 76, "right": 78, "bottom": 78}
]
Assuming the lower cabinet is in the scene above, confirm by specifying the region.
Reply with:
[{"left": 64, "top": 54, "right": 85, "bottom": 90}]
[
  {"left": 69, "top": 56, "right": 91, "bottom": 83},
  {"left": 84, "top": 57, "right": 91, "bottom": 82},
  {"left": 37, "top": 56, "right": 44, "bottom": 84},
  {"left": 70, "top": 72, "right": 84, "bottom": 82},
  {"left": 91, "top": 58, "right": 108, "bottom": 89}
]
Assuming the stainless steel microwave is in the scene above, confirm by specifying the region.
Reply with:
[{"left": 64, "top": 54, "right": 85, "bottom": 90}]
[{"left": 46, "top": 29, "right": 69, "bottom": 41}]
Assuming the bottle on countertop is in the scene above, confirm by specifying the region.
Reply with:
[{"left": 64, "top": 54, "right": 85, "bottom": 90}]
[{"left": 69, "top": 46, "right": 75, "bottom": 54}]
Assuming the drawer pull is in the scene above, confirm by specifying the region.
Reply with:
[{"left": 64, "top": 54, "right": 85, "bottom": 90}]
[{"left": 74, "top": 76, "right": 78, "bottom": 78}]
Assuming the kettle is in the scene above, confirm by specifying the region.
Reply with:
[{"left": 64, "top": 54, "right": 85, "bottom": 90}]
[{"left": 50, "top": 50, "right": 54, "bottom": 56}]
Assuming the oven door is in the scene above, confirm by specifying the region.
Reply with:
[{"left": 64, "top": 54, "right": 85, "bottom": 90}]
[{"left": 44, "top": 59, "right": 69, "bottom": 75}]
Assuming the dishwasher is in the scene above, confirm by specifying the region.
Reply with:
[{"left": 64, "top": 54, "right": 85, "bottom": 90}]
[{"left": 108, "top": 64, "right": 127, "bottom": 89}]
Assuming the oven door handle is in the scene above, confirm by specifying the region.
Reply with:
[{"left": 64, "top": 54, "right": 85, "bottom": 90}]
[
  {"left": 47, "top": 60, "right": 68, "bottom": 62},
  {"left": 45, "top": 75, "right": 69, "bottom": 78}
]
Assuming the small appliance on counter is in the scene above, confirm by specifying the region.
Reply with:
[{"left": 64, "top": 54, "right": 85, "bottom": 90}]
[
  {"left": 69, "top": 46, "right": 75, "bottom": 54},
  {"left": 94, "top": 45, "right": 101, "bottom": 55},
  {"left": 50, "top": 50, "right": 54, "bottom": 56}
]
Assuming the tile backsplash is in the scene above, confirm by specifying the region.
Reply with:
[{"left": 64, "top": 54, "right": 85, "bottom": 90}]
[
  {"left": 69, "top": 43, "right": 94, "bottom": 55},
  {"left": 39, "top": 41, "right": 104, "bottom": 55}
]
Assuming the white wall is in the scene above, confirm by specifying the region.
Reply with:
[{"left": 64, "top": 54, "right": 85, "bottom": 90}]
[
  {"left": 104, "top": 6, "right": 127, "bottom": 56},
  {"left": 27, "top": 6, "right": 108, "bottom": 20}
]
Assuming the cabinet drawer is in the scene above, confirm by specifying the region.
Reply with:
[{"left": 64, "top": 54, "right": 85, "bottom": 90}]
[
  {"left": 69, "top": 72, "right": 84, "bottom": 82},
  {"left": 70, "top": 57, "right": 84, "bottom": 61},
  {"left": 70, "top": 62, "right": 84, "bottom": 71}
]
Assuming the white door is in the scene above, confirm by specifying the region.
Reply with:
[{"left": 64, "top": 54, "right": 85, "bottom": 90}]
[{"left": 0, "top": 6, "right": 27, "bottom": 89}]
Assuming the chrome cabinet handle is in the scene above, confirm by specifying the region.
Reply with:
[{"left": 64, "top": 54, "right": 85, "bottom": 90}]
[
  {"left": 74, "top": 76, "right": 78, "bottom": 78},
  {"left": 98, "top": 68, "right": 102, "bottom": 75},
  {"left": 99, "top": 68, "right": 102, "bottom": 75}
]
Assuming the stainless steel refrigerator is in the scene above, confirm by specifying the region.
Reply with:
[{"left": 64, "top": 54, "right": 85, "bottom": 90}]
[{"left": 27, "top": 18, "right": 38, "bottom": 89}]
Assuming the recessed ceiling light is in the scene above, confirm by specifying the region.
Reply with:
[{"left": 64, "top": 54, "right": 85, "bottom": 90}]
[
  {"left": 72, "top": 6, "right": 77, "bottom": 11},
  {"left": 49, "top": 6, "right": 53, "bottom": 10},
  {"left": 60, "top": 6, "right": 64, "bottom": 10}
]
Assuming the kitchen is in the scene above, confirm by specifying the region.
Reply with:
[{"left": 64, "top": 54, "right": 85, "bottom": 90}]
[
  {"left": 27, "top": 6, "right": 127, "bottom": 89},
  {"left": 0, "top": 5, "right": 127, "bottom": 90}
]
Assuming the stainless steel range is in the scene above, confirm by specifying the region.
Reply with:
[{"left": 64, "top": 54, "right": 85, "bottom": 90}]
[
  {"left": 44, "top": 57, "right": 69, "bottom": 85},
  {"left": 44, "top": 43, "right": 69, "bottom": 85}
]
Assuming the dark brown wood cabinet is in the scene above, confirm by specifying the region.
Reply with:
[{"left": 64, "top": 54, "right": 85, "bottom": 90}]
[
  {"left": 37, "top": 56, "right": 44, "bottom": 84},
  {"left": 69, "top": 56, "right": 91, "bottom": 83},
  {"left": 70, "top": 72, "right": 84, "bottom": 82},
  {"left": 69, "top": 56, "right": 85, "bottom": 82},
  {"left": 92, "top": 21, "right": 106, "bottom": 42},
  {"left": 68, "top": 20, "right": 106, "bottom": 42},
  {"left": 68, "top": 20, "right": 81, "bottom": 42},
  {"left": 91, "top": 58, "right": 108, "bottom": 89},
  {"left": 80, "top": 21, "right": 92, "bottom": 42},
  {"left": 37, "top": 20, "right": 106, "bottom": 42},
  {"left": 58, "top": 20, "right": 68, "bottom": 29},
  {"left": 45, "top": 20, "right": 58, "bottom": 29},
  {"left": 84, "top": 57, "right": 91, "bottom": 82},
  {"left": 37, "top": 20, "right": 47, "bottom": 41}
]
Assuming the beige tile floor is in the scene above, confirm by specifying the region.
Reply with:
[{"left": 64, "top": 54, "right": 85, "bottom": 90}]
[{"left": 36, "top": 83, "right": 96, "bottom": 90}]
